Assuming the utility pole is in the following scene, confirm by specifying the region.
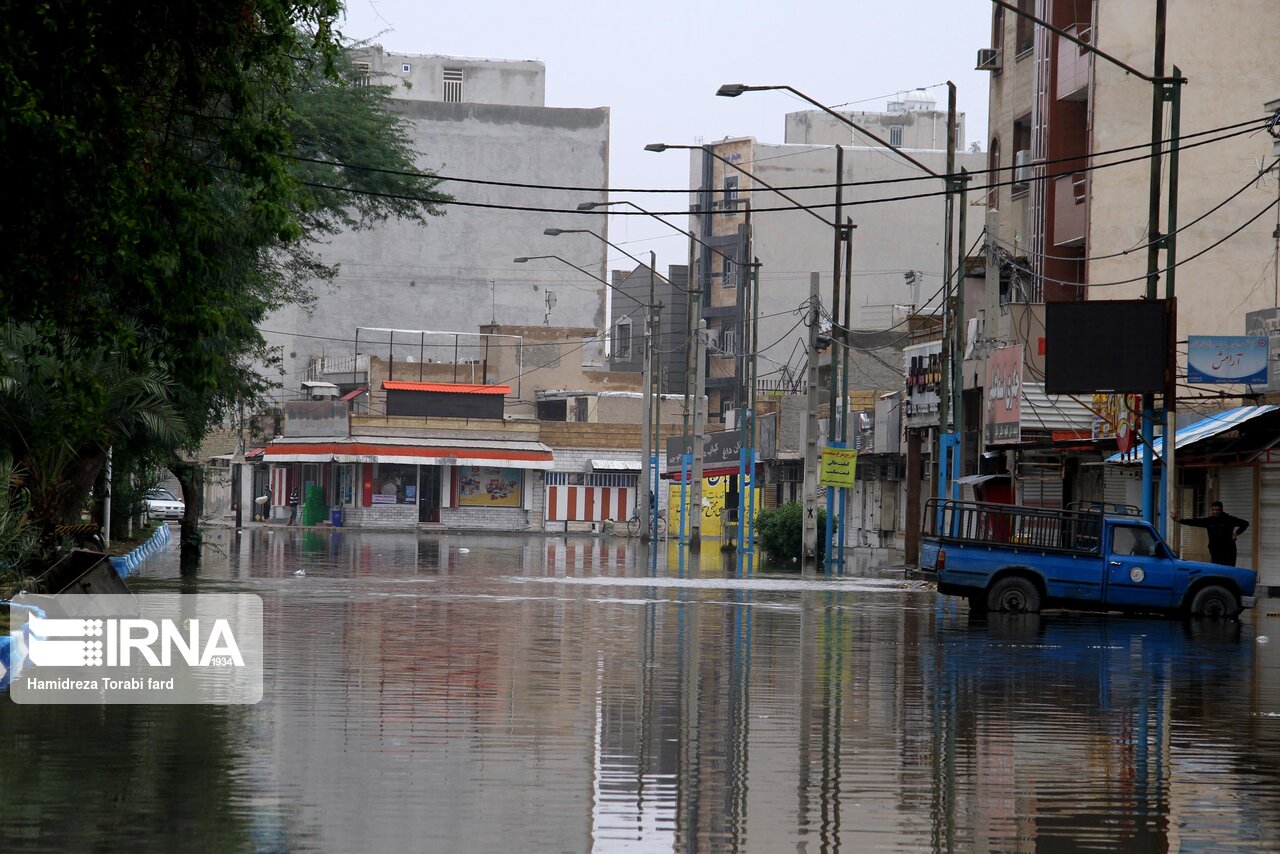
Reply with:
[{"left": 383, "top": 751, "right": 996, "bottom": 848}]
[
  {"left": 937, "top": 82, "right": 959, "bottom": 507},
  {"left": 802, "top": 272, "right": 822, "bottom": 570},
  {"left": 839, "top": 218, "right": 855, "bottom": 569},
  {"left": 824, "top": 145, "right": 844, "bottom": 570},
  {"left": 639, "top": 297, "right": 654, "bottom": 545},
  {"left": 691, "top": 319, "right": 708, "bottom": 548},
  {"left": 652, "top": 297, "right": 664, "bottom": 543},
  {"left": 951, "top": 168, "right": 970, "bottom": 498}
]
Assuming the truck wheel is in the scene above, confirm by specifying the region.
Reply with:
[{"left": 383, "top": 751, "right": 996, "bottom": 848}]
[
  {"left": 1188, "top": 585, "right": 1240, "bottom": 619},
  {"left": 987, "top": 577, "right": 1041, "bottom": 614}
]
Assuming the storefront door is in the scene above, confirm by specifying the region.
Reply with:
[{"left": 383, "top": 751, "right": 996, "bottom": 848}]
[{"left": 419, "top": 466, "right": 442, "bottom": 523}]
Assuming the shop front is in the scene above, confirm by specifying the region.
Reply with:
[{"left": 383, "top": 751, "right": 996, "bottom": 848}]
[{"left": 263, "top": 437, "right": 553, "bottom": 530}]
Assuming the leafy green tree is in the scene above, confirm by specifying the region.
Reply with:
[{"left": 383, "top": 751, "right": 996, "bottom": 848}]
[{"left": 0, "top": 2, "right": 450, "bottom": 557}]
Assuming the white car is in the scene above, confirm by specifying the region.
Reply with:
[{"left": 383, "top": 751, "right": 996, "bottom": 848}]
[{"left": 145, "top": 488, "right": 185, "bottom": 521}]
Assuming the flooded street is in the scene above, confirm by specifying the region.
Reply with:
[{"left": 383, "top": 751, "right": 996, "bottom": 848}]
[{"left": 5, "top": 528, "right": 1280, "bottom": 852}]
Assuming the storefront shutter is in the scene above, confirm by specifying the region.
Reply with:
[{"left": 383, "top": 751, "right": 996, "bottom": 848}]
[
  {"left": 1257, "top": 465, "right": 1280, "bottom": 587},
  {"left": 1217, "top": 467, "right": 1256, "bottom": 570}
]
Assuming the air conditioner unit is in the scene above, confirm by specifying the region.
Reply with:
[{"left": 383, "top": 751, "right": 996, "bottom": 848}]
[
  {"left": 976, "top": 48, "right": 1002, "bottom": 71},
  {"left": 1014, "top": 149, "right": 1034, "bottom": 186}
]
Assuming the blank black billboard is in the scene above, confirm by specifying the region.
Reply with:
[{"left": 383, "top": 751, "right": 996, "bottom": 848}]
[{"left": 1044, "top": 300, "right": 1169, "bottom": 393}]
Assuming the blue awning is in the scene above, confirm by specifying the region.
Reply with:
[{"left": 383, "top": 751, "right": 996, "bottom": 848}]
[{"left": 1106, "top": 405, "right": 1278, "bottom": 463}]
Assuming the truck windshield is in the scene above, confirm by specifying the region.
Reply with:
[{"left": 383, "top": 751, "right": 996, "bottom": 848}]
[{"left": 1112, "top": 525, "right": 1163, "bottom": 558}]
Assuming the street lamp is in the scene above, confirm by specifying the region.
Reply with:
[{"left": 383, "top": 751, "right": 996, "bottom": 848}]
[
  {"left": 574, "top": 197, "right": 730, "bottom": 548},
  {"left": 719, "top": 81, "right": 964, "bottom": 568},
  {"left": 515, "top": 253, "right": 662, "bottom": 543},
  {"left": 715, "top": 83, "right": 940, "bottom": 177},
  {"left": 650, "top": 138, "right": 859, "bottom": 567}
]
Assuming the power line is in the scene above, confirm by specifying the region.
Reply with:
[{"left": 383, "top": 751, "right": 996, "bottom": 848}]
[{"left": 282, "top": 114, "right": 1268, "bottom": 198}]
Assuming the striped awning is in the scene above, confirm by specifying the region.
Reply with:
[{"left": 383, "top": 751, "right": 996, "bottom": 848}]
[
  {"left": 263, "top": 436, "right": 552, "bottom": 469},
  {"left": 382, "top": 381, "right": 510, "bottom": 395},
  {"left": 1105, "top": 406, "right": 1277, "bottom": 463}
]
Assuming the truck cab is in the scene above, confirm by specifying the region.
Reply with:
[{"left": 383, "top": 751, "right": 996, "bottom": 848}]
[{"left": 921, "top": 499, "right": 1257, "bottom": 617}]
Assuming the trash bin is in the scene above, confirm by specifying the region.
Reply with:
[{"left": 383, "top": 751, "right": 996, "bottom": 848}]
[{"left": 330, "top": 507, "right": 343, "bottom": 527}]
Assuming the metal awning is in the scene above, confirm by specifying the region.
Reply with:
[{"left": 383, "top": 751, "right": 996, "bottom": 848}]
[
  {"left": 339, "top": 385, "right": 368, "bottom": 402},
  {"left": 1105, "top": 406, "right": 1278, "bottom": 463},
  {"left": 956, "top": 474, "right": 1010, "bottom": 486},
  {"left": 263, "top": 436, "right": 552, "bottom": 469},
  {"left": 590, "top": 459, "right": 641, "bottom": 472}
]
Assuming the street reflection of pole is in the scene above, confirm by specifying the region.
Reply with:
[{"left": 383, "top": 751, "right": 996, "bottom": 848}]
[
  {"left": 819, "top": 592, "right": 845, "bottom": 847},
  {"left": 797, "top": 590, "right": 816, "bottom": 834},
  {"left": 728, "top": 586, "right": 753, "bottom": 846},
  {"left": 674, "top": 578, "right": 700, "bottom": 849},
  {"left": 930, "top": 598, "right": 957, "bottom": 852}
]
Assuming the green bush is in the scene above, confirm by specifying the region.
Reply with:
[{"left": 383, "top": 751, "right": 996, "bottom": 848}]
[{"left": 757, "top": 501, "right": 828, "bottom": 563}]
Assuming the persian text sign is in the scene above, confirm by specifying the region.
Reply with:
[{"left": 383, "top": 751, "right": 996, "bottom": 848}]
[
  {"left": 819, "top": 446, "right": 858, "bottom": 488},
  {"left": 985, "top": 345, "right": 1024, "bottom": 445},
  {"left": 10, "top": 593, "right": 263, "bottom": 705},
  {"left": 1187, "top": 336, "right": 1268, "bottom": 385}
]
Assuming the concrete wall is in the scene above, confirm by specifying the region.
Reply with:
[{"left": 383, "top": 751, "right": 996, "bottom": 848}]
[
  {"left": 264, "top": 73, "right": 610, "bottom": 393},
  {"left": 351, "top": 48, "right": 545, "bottom": 107},
  {"left": 1086, "top": 1, "right": 1279, "bottom": 342},
  {"left": 785, "top": 106, "right": 965, "bottom": 152}
]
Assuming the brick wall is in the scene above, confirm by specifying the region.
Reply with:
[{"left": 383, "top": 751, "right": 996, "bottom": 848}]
[{"left": 342, "top": 503, "right": 417, "bottom": 528}]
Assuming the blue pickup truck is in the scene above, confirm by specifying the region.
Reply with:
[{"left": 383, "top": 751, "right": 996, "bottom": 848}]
[{"left": 920, "top": 499, "right": 1257, "bottom": 617}]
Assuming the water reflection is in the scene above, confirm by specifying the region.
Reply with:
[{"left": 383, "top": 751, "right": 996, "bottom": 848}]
[{"left": 2, "top": 530, "right": 1279, "bottom": 852}]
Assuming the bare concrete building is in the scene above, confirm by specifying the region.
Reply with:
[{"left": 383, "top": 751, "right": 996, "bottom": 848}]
[{"left": 264, "top": 49, "right": 611, "bottom": 398}]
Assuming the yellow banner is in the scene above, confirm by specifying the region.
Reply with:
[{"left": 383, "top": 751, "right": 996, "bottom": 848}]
[{"left": 819, "top": 446, "right": 858, "bottom": 488}]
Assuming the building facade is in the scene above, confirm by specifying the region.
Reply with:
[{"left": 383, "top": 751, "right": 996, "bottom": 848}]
[{"left": 263, "top": 50, "right": 611, "bottom": 394}]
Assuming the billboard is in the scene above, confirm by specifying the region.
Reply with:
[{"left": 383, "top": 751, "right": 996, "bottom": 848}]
[
  {"left": 1186, "top": 336, "right": 1268, "bottom": 385},
  {"left": 1245, "top": 307, "right": 1280, "bottom": 392},
  {"left": 904, "top": 341, "right": 942, "bottom": 428},
  {"left": 985, "top": 345, "right": 1023, "bottom": 445},
  {"left": 457, "top": 466, "right": 522, "bottom": 507},
  {"left": 1044, "top": 300, "right": 1169, "bottom": 393}
]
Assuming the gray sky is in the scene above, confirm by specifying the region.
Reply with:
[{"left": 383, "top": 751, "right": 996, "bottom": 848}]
[{"left": 339, "top": 0, "right": 993, "bottom": 272}]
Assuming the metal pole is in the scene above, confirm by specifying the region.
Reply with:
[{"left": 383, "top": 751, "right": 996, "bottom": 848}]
[
  {"left": 653, "top": 298, "right": 663, "bottom": 543},
  {"left": 803, "top": 272, "right": 822, "bottom": 570},
  {"left": 1142, "top": 0, "right": 1168, "bottom": 525},
  {"left": 938, "top": 82, "right": 958, "bottom": 507},
  {"left": 825, "top": 145, "right": 844, "bottom": 570},
  {"left": 747, "top": 255, "right": 761, "bottom": 557},
  {"left": 680, "top": 210, "right": 698, "bottom": 545},
  {"left": 1163, "top": 70, "right": 1183, "bottom": 540},
  {"left": 103, "top": 446, "right": 112, "bottom": 549},
  {"left": 691, "top": 320, "right": 708, "bottom": 548},
  {"left": 639, "top": 302, "right": 653, "bottom": 544},
  {"left": 839, "top": 219, "right": 854, "bottom": 570},
  {"left": 952, "top": 170, "right": 970, "bottom": 503}
]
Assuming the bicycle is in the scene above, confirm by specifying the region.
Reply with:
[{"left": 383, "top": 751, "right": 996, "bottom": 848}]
[{"left": 627, "top": 508, "right": 668, "bottom": 537}]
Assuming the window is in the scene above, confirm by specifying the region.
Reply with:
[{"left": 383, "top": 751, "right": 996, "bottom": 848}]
[
  {"left": 353, "top": 61, "right": 372, "bottom": 87},
  {"left": 722, "top": 175, "right": 739, "bottom": 205},
  {"left": 336, "top": 464, "right": 357, "bottom": 507},
  {"left": 987, "top": 137, "right": 1001, "bottom": 209},
  {"left": 1112, "top": 525, "right": 1163, "bottom": 558},
  {"left": 888, "top": 125, "right": 904, "bottom": 148},
  {"left": 721, "top": 255, "right": 735, "bottom": 287},
  {"left": 1016, "top": 0, "right": 1034, "bottom": 55},
  {"left": 615, "top": 320, "right": 632, "bottom": 359},
  {"left": 991, "top": 5, "right": 1005, "bottom": 72},
  {"left": 720, "top": 329, "right": 737, "bottom": 356},
  {"left": 369, "top": 462, "right": 418, "bottom": 505},
  {"left": 442, "top": 67, "right": 464, "bottom": 103},
  {"left": 401, "top": 63, "right": 412, "bottom": 73}
]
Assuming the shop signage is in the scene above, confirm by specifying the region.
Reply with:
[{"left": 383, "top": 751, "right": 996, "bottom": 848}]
[
  {"left": 819, "top": 445, "right": 858, "bottom": 488},
  {"left": 985, "top": 345, "right": 1023, "bottom": 445},
  {"left": 1187, "top": 335, "right": 1268, "bottom": 385}
]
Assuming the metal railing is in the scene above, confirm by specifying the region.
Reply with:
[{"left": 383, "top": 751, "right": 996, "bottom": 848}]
[{"left": 924, "top": 498, "right": 1103, "bottom": 553}]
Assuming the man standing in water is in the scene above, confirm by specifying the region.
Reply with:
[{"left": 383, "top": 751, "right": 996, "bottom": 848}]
[{"left": 1174, "top": 501, "right": 1250, "bottom": 566}]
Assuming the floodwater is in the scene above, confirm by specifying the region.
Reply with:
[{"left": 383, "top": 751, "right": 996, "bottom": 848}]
[{"left": 4, "top": 527, "right": 1280, "bottom": 853}]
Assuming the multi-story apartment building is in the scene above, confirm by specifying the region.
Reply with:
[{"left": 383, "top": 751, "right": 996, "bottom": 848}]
[
  {"left": 263, "top": 50, "right": 611, "bottom": 396},
  {"left": 976, "top": 2, "right": 1280, "bottom": 585},
  {"left": 686, "top": 95, "right": 984, "bottom": 421}
]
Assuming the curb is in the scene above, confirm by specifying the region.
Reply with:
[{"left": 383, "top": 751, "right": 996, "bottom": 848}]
[{"left": 108, "top": 522, "right": 172, "bottom": 578}]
